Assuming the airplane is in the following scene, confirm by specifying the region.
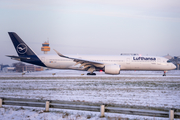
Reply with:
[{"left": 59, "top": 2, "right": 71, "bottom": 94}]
[{"left": 7, "top": 32, "right": 176, "bottom": 76}]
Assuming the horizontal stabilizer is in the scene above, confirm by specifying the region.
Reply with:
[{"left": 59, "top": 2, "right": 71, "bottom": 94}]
[{"left": 6, "top": 55, "right": 31, "bottom": 60}]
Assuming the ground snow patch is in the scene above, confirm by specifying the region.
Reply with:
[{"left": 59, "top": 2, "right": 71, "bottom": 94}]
[{"left": 0, "top": 106, "right": 173, "bottom": 120}]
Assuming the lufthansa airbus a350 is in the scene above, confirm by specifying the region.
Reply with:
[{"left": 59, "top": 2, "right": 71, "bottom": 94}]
[{"left": 7, "top": 32, "right": 176, "bottom": 76}]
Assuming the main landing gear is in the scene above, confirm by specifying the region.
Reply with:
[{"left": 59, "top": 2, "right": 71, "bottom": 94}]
[
  {"left": 163, "top": 71, "right": 167, "bottom": 76},
  {"left": 87, "top": 73, "right": 96, "bottom": 75}
]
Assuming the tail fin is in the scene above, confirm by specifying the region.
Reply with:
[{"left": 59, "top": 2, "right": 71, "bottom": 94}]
[
  {"left": 8, "top": 32, "right": 46, "bottom": 67},
  {"left": 8, "top": 32, "right": 36, "bottom": 56}
]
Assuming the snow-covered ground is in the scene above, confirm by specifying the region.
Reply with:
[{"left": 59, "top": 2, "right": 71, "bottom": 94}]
[
  {"left": 0, "top": 70, "right": 180, "bottom": 119},
  {"left": 1, "top": 105, "right": 176, "bottom": 120}
]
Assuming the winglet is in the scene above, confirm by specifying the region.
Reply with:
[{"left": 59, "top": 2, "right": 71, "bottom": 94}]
[{"left": 53, "top": 49, "right": 68, "bottom": 58}]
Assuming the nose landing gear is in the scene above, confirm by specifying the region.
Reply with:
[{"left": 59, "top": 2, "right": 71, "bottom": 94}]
[{"left": 163, "top": 71, "right": 167, "bottom": 76}]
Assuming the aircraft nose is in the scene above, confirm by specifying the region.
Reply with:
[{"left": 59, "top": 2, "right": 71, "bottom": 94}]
[{"left": 172, "top": 64, "right": 176, "bottom": 69}]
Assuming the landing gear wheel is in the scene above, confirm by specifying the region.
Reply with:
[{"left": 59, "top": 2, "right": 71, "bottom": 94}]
[
  {"left": 87, "top": 73, "right": 96, "bottom": 75},
  {"left": 163, "top": 71, "right": 166, "bottom": 76},
  {"left": 92, "top": 73, "right": 96, "bottom": 75}
]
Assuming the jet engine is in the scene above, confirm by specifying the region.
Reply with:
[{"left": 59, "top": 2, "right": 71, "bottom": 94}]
[{"left": 104, "top": 64, "right": 121, "bottom": 75}]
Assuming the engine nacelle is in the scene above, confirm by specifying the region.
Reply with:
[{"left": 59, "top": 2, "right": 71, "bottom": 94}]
[{"left": 104, "top": 64, "right": 121, "bottom": 75}]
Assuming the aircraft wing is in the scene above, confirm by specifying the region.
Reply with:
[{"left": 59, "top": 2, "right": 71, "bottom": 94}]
[{"left": 53, "top": 49, "right": 104, "bottom": 70}]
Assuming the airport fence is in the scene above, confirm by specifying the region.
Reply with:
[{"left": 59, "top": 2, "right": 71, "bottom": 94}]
[{"left": 0, "top": 97, "right": 180, "bottom": 119}]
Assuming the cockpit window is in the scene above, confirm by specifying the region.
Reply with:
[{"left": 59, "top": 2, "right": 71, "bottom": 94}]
[{"left": 167, "top": 60, "right": 172, "bottom": 63}]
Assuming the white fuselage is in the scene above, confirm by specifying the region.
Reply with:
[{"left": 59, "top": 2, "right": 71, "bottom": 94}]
[
  {"left": 38, "top": 54, "right": 176, "bottom": 71},
  {"left": 7, "top": 32, "right": 176, "bottom": 74}
]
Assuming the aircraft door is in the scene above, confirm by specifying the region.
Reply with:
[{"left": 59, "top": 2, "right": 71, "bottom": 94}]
[
  {"left": 126, "top": 58, "right": 130, "bottom": 64},
  {"left": 126, "top": 58, "right": 131, "bottom": 69},
  {"left": 157, "top": 58, "right": 161, "bottom": 65}
]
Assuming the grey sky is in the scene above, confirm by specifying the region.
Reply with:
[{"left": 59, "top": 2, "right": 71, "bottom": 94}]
[{"left": 0, "top": 0, "right": 180, "bottom": 65}]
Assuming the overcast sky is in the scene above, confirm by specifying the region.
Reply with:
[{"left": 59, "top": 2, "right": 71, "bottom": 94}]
[{"left": 1, "top": 0, "right": 180, "bottom": 65}]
